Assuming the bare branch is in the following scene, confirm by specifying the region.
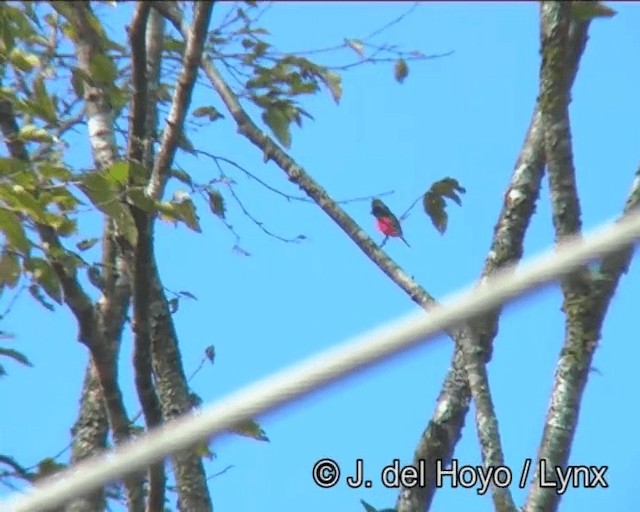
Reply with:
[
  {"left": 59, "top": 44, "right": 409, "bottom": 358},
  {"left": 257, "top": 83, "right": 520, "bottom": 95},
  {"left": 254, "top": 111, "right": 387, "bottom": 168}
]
[
  {"left": 524, "top": 5, "right": 630, "bottom": 511},
  {"left": 146, "top": 1, "right": 215, "bottom": 201},
  {"left": 145, "top": 4, "right": 217, "bottom": 509},
  {"left": 0, "top": 455, "right": 32, "bottom": 482},
  {"left": 144, "top": 7, "right": 166, "bottom": 170},
  {"left": 127, "top": 5, "right": 167, "bottom": 512}
]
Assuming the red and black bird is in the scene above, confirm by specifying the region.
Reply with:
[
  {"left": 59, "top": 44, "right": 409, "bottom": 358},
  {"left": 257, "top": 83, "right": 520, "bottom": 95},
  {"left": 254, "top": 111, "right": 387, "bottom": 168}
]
[{"left": 371, "top": 198, "right": 410, "bottom": 247}]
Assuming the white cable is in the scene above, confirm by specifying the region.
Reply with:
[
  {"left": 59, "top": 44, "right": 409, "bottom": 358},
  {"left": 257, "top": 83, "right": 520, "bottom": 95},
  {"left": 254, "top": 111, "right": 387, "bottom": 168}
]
[{"left": 2, "top": 212, "right": 639, "bottom": 512}]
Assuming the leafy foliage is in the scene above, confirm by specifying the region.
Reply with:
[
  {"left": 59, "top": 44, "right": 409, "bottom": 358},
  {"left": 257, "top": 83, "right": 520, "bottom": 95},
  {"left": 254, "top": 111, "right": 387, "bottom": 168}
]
[
  {"left": 571, "top": 2, "right": 617, "bottom": 21},
  {"left": 206, "top": 188, "right": 226, "bottom": 219},
  {"left": 0, "top": 346, "right": 33, "bottom": 377},
  {"left": 423, "top": 177, "right": 466, "bottom": 234},
  {"left": 394, "top": 58, "right": 409, "bottom": 83},
  {"left": 229, "top": 418, "right": 270, "bottom": 442}
]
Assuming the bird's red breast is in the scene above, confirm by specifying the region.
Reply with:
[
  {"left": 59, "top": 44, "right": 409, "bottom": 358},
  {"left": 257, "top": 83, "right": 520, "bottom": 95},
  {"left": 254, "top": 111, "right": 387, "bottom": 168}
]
[{"left": 376, "top": 216, "right": 402, "bottom": 237}]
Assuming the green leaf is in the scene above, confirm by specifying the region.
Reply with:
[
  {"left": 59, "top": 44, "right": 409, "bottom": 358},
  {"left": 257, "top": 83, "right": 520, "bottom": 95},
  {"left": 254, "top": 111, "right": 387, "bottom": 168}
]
[
  {"left": 206, "top": 189, "right": 225, "bottom": 219},
  {"left": 430, "top": 177, "right": 466, "bottom": 205},
  {"left": 9, "top": 48, "right": 40, "bottom": 72},
  {"left": 78, "top": 171, "right": 118, "bottom": 210},
  {"left": 228, "top": 418, "right": 269, "bottom": 442},
  {"left": 0, "top": 208, "right": 30, "bottom": 253},
  {"left": 35, "top": 458, "right": 66, "bottom": 479},
  {"left": 345, "top": 38, "right": 365, "bottom": 57},
  {"left": 192, "top": 106, "right": 224, "bottom": 122},
  {"left": 24, "top": 257, "right": 62, "bottom": 305},
  {"left": 41, "top": 186, "right": 79, "bottom": 212},
  {"left": 157, "top": 196, "right": 202, "bottom": 233},
  {"left": 76, "top": 238, "right": 100, "bottom": 252},
  {"left": 394, "top": 58, "right": 409, "bottom": 83},
  {"left": 289, "top": 79, "right": 318, "bottom": 96},
  {"left": 423, "top": 178, "right": 466, "bottom": 235},
  {"left": 179, "top": 290, "right": 198, "bottom": 300},
  {"left": 163, "top": 37, "right": 186, "bottom": 54},
  {"left": 0, "top": 184, "right": 46, "bottom": 223},
  {"left": 105, "top": 161, "right": 129, "bottom": 186},
  {"left": 204, "top": 345, "right": 215, "bottom": 363},
  {"left": 169, "top": 169, "right": 194, "bottom": 188},
  {"left": 0, "top": 347, "right": 33, "bottom": 367},
  {"left": 193, "top": 440, "right": 215, "bottom": 460},
  {"left": 174, "top": 198, "right": 201, "bottom": 232},
  {"left": 0, "top": 158, "right": 29, "bottom": 176},
  {"left": 320, "top": 71, "right": 342, "bottom": 104},
  {"left": 38, "top": 164, "right": 73, "bottom": 181},
  {"left": 571, "top": 2, "right": 616, "bottom": 21},
  {"left": 17, "top": 124, "right": 54, "bottom": 143},
  {"left": 89, "top": 53, "right": 117, "bottom": 85},
  {"left": 79, "top": 172, "right": 137, "bottom": 246},
  {"left": 176, "top": 131, "right": 197, "bottom": 155},
  {"left": 42, "top": 212, "right": 77, "bottom": 236},
  {"left": 70, "top": 67, "right": 85, "bottom": 99},
  {"left": 28, "top": 283, "right": 54, "bottom": 311},
  {"left": 30, "top": 75, "right": 58, "bottom": 124},
  {"left": 126, "top": 189, "right": 155, "bottom": 212},
  {"left": 262, "top": 106, "right": 291, "bottom": 148},
  {"left": 87, "top": 265, "right": 104, "bottom": 290},
  {"left": 0, "top": 250, "right": 21, "bottom": 289}
]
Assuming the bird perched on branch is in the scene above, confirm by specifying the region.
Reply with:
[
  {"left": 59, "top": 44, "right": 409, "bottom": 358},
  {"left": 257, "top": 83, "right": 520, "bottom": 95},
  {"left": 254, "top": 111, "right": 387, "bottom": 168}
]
[{"left": 371, "top": 198, "right": 410, "bottom": 247}]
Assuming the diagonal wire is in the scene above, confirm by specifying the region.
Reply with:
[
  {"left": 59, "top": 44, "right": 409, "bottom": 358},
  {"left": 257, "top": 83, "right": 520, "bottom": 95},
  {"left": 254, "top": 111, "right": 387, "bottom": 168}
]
[{"left": 2, "top": 212, "right": 640, "bottom": 512}]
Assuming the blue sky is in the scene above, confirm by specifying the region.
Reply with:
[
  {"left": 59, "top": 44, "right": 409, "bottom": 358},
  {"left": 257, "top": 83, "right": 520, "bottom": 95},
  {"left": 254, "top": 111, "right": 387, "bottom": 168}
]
[{"left": 1, "top": 2, "right": 639, "bottom": 511}]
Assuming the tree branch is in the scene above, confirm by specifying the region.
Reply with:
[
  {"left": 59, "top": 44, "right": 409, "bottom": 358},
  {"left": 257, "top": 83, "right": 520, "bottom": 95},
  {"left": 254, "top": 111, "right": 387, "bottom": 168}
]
[
  {"left": 146, "top": 1, "right": 215, "bottom": 201},
  {"left": 148, "top": 264, "right": 214, "bottom": 511},
  {"left": 0, "top": 455, "right": 32, "bottom": 482},
  {"left": 145, "top": 4, "right": 217, "bottom": 510},
  {"left": 524, "top": 4, "right": 633, "bottom": 511},
  {"left": 65, "top": 362, "right": 109, "bottom": 512},
  {"left": 127, "top": 5, "right": 168, "bottom": 512}
]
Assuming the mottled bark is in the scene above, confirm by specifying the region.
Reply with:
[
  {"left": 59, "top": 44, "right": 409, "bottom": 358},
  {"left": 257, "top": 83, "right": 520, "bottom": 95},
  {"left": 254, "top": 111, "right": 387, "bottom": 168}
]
[
  {"left": 524, "top": 4, "right": 638, "bottom": 511},
  {"left": 64, "top": 363, "right": 108, "bottom": 512},
  {"left": 143, "top": 3, "right": 215, "bottom": 510},
  {"left": 149, "top": 265, "right": 213, "bottom": 511},
  {"left": 128, "top": 5, "right": 167, "bottom": 512}
]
